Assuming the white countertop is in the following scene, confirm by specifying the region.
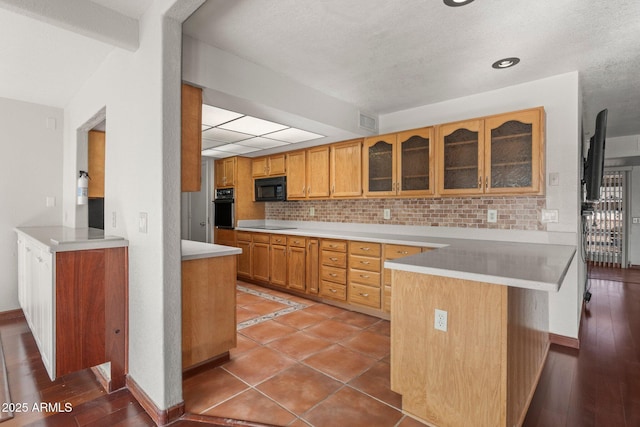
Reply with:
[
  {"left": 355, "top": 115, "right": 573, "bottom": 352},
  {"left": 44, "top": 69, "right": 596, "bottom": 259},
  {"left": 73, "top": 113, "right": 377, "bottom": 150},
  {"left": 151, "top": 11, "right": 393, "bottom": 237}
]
[
  {"left": 236, "top": 223, "right": 576, "bottom": 292},
  {"left": 15, "top": 226, "right": 128, "bottom": 252},
  {"left": 181, "top": 240, "right": 242, "bottom": 261}
]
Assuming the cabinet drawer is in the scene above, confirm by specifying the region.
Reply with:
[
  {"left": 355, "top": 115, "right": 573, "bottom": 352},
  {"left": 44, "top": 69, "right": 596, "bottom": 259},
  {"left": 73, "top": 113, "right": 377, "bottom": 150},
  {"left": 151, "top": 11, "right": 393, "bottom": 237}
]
[
  {"left": 349, "top": 269, "right": 381, "bottom": 287},
  {"left": 321, "top": 265, "right": 346, "bottom": 284},
  {"left": 349, "top": 283, "right": 381, "bottom": 309},
  {"left": 236, "top": 231, "right": 252, "bottom": 242},
  {"left": 321, "top": 240, "right": 347, "bottom": 252},
  {"left": 321, "top": 250, "right": 347, "bottom": 268},
  {"left": 253, "top": 233, "right": 270, "bottom": 243},
  {"left": 349, "top": 241, "right": 381, "bottom": 257},
  {"left": 320, "top": 281, "right": 346, "bottom": 301},
  {"left": 270, "top": 234, "right": 287, "bottom": 245},
  {"left": 287, "top": 236, "right": 306, "bottom": 248},
  {"left": 384, "top": 244, "right": 422, "bottom": 260},
  {"left": 349, "top": 254, "right": 381, "bottom": 272}
]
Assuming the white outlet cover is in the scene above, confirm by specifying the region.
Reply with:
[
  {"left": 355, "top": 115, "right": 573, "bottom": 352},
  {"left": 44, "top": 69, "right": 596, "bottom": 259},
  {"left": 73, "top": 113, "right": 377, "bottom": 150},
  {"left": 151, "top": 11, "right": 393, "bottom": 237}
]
[
  {"left": 487, "top": 209, "right": 497, "bottom": 223},
  {"left": 435, "top": 309, "right": 448, "bottom": 332},
  {"left": 383, "top": 209, "right": 391, "bottom": 220},
  {"left": 139, "top": 212, "right": 148, "bottom": 233},
  {"left": 541, "top": 209, "right": 559, "bottom": 223}
]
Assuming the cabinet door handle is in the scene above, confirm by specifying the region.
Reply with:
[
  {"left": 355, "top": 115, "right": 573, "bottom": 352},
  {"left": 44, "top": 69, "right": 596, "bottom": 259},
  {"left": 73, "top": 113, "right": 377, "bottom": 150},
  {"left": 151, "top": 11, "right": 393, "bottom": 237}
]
[
  {"left": 329, "top": 288, "right": 337, "bottom": 293},
  {"left": 360, "top": 261, "right": 370, "bottom": 265},
  {"left": 329, "top": 273, "right": 338, "bottom": 277},
  {"left": 478, "top": 176, "right": 482, "bottom": 188},
  {"left": 329, "top": 257, "right": 338, "bottom": 261},
  {"left": 360, "top": 247, "right": 370, "bottom": 251},
  {"left": 485, "top": 175, "right": 489, "bottom": 189},
  {"left": 293, "top": 240, "right": 301, "bottom": 244},
  {"left": 329, "top": 244, "right": 338, "bottom": 248},
  {"left": 358, "top": 292, "right": 369, "bottom": 297},
  {"left": 397, "top": 250, "right": 408, "bottom": 255}
]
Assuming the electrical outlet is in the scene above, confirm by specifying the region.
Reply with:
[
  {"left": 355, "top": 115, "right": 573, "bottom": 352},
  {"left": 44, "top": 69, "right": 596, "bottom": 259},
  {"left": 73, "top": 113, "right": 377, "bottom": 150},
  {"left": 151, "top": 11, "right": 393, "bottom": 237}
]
[
  {"left": 383, "top": 209, "right": 391, "bottom": 220},
  {"left": 541, "top": 209, "right": 559, "bottom": 223},
  {"left": 309, "top": 207, "right": 315, "bottom": 217},
  {"left": 434, "top": 309, "right": 448, "bottom": 332},
  {"left": 487, "top": 209, "right": 497, "bottom": 223}
]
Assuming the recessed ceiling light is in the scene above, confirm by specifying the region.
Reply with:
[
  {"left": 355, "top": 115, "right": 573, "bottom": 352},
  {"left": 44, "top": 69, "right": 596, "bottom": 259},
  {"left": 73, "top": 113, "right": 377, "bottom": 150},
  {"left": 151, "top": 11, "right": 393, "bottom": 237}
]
[
  {"left": 492, "top": 57, "right": 520, "bottom": 69},
  {"left": 443, "top": 0, "right": 474, "bottom": 7}
]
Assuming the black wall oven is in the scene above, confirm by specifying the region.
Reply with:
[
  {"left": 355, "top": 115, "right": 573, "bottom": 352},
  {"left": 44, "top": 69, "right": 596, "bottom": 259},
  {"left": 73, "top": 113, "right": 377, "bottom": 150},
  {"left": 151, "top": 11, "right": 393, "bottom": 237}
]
[{"left": 213, "top": 188, "right": 234, "bottom": 229}]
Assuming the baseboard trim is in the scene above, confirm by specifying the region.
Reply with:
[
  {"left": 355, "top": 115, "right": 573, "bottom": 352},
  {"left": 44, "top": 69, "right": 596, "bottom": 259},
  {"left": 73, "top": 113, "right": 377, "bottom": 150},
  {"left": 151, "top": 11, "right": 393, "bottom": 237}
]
[
  {"left": 182, "top": 352, "right": 230, "bottom": 381},
  {"left": 126, "top": 375, "right": 184, "bottom": 426},
  {"left": 0, "top": 309, "right": 24, "bottom": 322},
  {"left": 91, "top": 366, "right": 111, "bottom": 393},
  {"left": 549, "top": 333, "right": 580, "bottom": 349}
]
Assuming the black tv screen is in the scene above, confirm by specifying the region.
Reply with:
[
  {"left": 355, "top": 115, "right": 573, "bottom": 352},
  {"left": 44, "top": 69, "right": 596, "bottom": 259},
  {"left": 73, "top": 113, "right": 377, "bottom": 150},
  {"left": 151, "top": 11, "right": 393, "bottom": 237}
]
[{"left": 584, "top": 109, "right": 608, "bottom": 202}]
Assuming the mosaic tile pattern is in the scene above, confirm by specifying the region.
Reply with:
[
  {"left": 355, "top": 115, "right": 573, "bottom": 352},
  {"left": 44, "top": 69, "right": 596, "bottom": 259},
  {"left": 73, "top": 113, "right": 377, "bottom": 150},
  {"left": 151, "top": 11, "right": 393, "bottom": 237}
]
[{"left": 236, "top": 285, "right": 307, "bottom": 330}]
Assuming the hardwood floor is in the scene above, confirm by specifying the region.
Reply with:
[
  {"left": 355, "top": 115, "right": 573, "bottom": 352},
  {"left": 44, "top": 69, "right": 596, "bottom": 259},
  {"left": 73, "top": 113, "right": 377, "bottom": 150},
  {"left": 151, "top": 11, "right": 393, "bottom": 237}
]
[
  {"left": 1, "top": 267, "right": 638, "bottom": 426},
  {"left": 523, "top": 266, "right": 640, "bottom": 427}
]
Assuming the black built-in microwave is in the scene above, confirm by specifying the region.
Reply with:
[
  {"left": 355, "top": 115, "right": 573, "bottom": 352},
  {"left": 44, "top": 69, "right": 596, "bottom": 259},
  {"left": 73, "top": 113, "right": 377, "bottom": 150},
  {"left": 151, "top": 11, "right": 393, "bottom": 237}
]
[{"left": 255, "top": 176, "right": 286, "bottom": 202}]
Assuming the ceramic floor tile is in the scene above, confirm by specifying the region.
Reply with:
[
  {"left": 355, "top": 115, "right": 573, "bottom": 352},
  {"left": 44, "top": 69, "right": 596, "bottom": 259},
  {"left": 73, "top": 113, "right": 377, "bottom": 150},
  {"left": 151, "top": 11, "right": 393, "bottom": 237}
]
[
  {"left": 229, "top": 334, "right": 260, "bottom": 358},
  {"left": 332, "top": 310, "right": 380, "bottom": 328},
  {"left": 236, "top": 306, "right": 260, "bottom": 323},
  {"left": 397, "top": 414, "right": 430, "bottom": 426},
  {"left": 303, "top": 386, "right": 403, "bottom": 427},
  {"left": 240, "top": 320, "right": 298, "bottom": 344},
  {"left": 202, "top": 388, "right": 296, "bottom": 426},
  {"left": 274, "top": 310, "right": 326, "bottom": 330},
  {"left": 367, "top": 319, "right": 391, "bottom": 336},
  {"left": 341, "top": 330, "right": 391, "bottom": 359},
  {"left": 257, "top": 364, "right": 342, "bottom": 415},
  {"left": 236, "top": 292, "right": 266, "bottom": 307},
  {"left": 348, "top": 360, "right": 402, "bottom": 409},
  {"left": 302, "top": 303, "right": 346, "bottom": 318},
  {"left": 303, "top": 344, "right": 377, "bottom": 382},
  {"left": 267, "top": 331, "right": 334, "bottom": 361},
  {"left": 223, "top": 346, "right": 296, "bottom": 385},
  {"left": 242, "top": 300, "right": 289, "bottom": 316},
  {"left": 305, "top": 319, "right": 362, "bottom": 342},
  {"left": 182, "top": 367, "right": 249, "bottom": 413}
]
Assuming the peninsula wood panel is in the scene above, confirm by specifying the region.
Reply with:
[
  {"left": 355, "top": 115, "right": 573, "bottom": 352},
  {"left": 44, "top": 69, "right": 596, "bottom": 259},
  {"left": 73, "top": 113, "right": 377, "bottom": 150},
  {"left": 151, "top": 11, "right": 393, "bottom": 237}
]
[
  {"left": 182, "top": 255, "right": 237, "bottom": 369},
  {"left": 390, "top": 270, "right": 549, "bottom": 427}
]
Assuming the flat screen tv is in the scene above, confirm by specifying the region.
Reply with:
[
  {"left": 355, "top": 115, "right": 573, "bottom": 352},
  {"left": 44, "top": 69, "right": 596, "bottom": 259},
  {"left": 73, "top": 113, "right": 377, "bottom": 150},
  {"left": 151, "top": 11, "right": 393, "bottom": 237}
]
[{"left": 583, "top": 109, "right": 608, "bottom": 202}]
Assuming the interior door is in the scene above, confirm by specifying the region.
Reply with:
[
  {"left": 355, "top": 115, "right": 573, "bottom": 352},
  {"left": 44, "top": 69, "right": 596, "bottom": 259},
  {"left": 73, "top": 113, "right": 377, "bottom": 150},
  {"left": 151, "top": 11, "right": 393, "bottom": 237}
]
[{"left": 189, "top": 160, "right": 212, "bottom": 242}]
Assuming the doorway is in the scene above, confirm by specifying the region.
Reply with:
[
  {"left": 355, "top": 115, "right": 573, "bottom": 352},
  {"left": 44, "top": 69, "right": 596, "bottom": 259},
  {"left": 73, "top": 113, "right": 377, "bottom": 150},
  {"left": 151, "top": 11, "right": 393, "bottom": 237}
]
[{"left": 181, "top": 158, "right": 213, "bottom": 242}]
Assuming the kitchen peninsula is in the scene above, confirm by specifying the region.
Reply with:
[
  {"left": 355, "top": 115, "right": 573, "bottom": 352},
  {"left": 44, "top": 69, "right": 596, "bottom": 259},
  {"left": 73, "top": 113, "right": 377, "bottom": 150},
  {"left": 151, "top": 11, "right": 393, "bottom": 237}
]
[{"left": 181, "top": 240, "right": 241, "bottom": 375}]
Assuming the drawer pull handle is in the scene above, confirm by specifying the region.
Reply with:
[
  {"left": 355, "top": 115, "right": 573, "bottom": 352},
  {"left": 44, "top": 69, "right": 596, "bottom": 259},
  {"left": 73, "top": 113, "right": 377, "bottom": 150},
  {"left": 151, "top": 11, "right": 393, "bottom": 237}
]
[
  {"left": 360, "top": 274, "right": 370, "bottom": 279},
  {"left": 329, "top": 289, "right": 337, "bottom": 293},
  {"left": 329, "top": 273, "right": 338, "bottom": 277},
  {"left": 360, "top": 261, "right": 370, "bottom": 265},
  {"left": 397, "top": 251, "right": 408, "bottom": 255},
  {"left": 294, "top": 240, "right": 300, "bottom": 244},
  {"left": 330, "top": 257, "right": 338, "bottom": 261},
  {"left": 360, "top": 247, "right": 370, "bottom": 251},
  {"left": 329, "top": 244, "right": 338, "bottom": 248},
  {"left": 358, "top": 292, "right": 369, "bottom": 297}
]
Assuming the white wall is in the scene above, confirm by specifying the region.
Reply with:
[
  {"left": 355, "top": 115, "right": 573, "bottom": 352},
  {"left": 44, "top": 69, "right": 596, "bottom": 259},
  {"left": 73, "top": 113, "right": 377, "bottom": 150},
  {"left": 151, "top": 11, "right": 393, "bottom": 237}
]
[
  {"left": 380, "top": 72, "right": 583, "bottom": 339},
  {"left": 0, "top": 97, "right": 63, "bottom": 312},
  {"left": 62, "top": 0, "right": 203, "bottom": 411},
  {"left": 606, "top": 134, "right": 640, "bottom": 265}
]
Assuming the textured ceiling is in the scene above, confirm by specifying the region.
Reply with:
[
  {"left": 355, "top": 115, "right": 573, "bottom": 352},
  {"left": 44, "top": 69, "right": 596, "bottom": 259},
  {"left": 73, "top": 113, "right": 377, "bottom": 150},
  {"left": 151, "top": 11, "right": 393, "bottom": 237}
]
[{"left": 183, "top": 0, "right": 640, "bottom": 138}]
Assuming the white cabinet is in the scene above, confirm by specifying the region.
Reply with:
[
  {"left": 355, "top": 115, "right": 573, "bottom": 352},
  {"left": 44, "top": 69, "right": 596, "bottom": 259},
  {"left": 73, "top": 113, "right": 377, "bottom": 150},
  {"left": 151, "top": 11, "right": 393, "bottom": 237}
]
[{"left": 18, "top": 235, "right": 55, "bottom": 380}]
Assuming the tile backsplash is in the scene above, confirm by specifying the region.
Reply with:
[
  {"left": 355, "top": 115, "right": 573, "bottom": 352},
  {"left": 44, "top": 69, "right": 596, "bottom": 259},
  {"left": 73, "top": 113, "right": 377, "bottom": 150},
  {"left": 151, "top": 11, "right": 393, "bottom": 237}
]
[{"left": 266, "top": 196, "right": 547, "bottom": 231}]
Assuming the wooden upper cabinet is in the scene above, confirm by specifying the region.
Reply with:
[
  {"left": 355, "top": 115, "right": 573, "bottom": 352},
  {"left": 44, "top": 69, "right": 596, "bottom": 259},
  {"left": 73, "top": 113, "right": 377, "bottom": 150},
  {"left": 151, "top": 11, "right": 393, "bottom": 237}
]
[
  {"left": 438, "top": 107, "right": 544, "bottom": 196},
  {"left": 396, "top": 127, "right": 434, "bottom": 196},
  {"left": 364, "top": 134, "right": 396, "bottom": 197},
  {"left": 215, "top": 157, "right": 237, "bottom": 188},
  {"left": 363, "top": 128, "right": 434, "bottom": 197},
  {"left": 181, "top": 83, "right": 203, "bottom": 192},
  {"left": 438, "top": 119, "right": 485, "bottom": 196},
  {"left": 286, "top": 150, "right": 307, "bottom": 199},
  {"left": 88, "top": 130, "right": 105, "bottom": 198},
  {"left": 252, "top": 154, "right": 286, "bottom": 178},
  {"left": 307, "top": 146, "right": 331, "bottom": 198},
  {"left": 484, "top": 108, "right": 544, "bottom": 194},
  {"left": 330, "top": 139, "right": 363, "bottom": 198}
]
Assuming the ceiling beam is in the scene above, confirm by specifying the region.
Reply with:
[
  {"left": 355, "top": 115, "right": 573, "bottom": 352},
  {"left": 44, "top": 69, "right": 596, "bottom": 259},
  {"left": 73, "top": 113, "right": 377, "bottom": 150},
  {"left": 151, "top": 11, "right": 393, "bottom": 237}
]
[{"left": 0, "top": 0, "right": 138, "bottom": 51}]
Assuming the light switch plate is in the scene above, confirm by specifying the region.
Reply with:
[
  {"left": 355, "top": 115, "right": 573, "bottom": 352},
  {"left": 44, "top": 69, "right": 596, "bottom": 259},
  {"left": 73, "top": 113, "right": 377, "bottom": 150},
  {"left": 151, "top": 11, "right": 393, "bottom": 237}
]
[
  {"left": 549, "top": 172, "right": 560, "bottom": 186},
  {"left": 633, "top": 217, "right": 640, "bottom": 224},
  {"left": 541, "top": 209, "right": 559, "bottom": 223},
  {"left": 139, "top": 212, "right": 148, "bottom": 233},
  {"left": 383, "top": 209, "right": 391, "bottom": 220}
]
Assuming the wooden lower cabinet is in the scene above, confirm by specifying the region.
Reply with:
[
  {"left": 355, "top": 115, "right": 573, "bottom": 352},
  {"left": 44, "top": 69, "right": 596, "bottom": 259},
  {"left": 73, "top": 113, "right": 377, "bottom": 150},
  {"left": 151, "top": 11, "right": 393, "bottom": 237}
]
[
  {"left": 252, "top": 235, "right": 270, "bottom": 282},
  {"left": 319, "top": 239, "right": 347, "bottom": 301},
  {"left": 348, "top": 241, "right": 382, "bottom": 309},
  {"left": 270, "top": 243, "right": 287, "bottom": 287},
  {"left": 287, "top": 237, "right": 307, "bottom": 292},
  {"left": 382, "top": 244, "right": 423, "bottom": 313},
  {"left": 306, "top": 239, "right": 319, "bottom": 294},
  {"left": 182, "top": 255, "right": 237, "bottom": 371}
]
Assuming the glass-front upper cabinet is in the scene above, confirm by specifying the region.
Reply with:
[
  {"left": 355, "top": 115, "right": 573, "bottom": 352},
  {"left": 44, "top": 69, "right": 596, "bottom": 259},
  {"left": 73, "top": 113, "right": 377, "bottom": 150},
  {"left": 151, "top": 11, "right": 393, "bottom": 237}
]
[
  {"left": 438, "top": 120, "right": 485, "bottom": 195},
  {"left": 363, "top": 127, "right": 435, "bottom": 197},
  {"left": 484, "top": 108, "right": 543, "bottom": 194}
]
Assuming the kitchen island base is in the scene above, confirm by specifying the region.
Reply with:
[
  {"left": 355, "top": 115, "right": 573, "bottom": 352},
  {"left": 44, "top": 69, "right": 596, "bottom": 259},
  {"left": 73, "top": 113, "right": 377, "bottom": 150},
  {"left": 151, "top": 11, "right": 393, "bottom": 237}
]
[{"left": 391, "top": 271, "right": 549, "bottom": 427}]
